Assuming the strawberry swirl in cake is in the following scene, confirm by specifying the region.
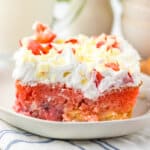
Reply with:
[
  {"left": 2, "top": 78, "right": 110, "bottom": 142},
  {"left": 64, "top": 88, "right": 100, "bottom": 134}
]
[{"left": 13, "top": 22, "right": 141, "bottom": 121}]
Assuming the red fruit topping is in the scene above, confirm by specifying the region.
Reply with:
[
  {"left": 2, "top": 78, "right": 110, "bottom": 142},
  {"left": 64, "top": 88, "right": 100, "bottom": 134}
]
[
  {"left": 34, "top": 23, "right": 47, "bottom": 33},
  {"left": 112, "top": 41, "right": 119, "bottom": 48},
  {"left": 105, "top": 35, "right": 120, "bottom": 51},
  {"left": 65, "top": 39, "right": 78, "bottom": 44},
  {"left": 123, "top": 72, "right": 134, "bottom": 84},
  {"left": 42, "top": 44, "right": 52, "bottom": 54},
  {"left": 35, "top": 32, "right": 56, "bottom": 44},
  {"left": 57, "top": 50, "right": 63, "bottom": 54},
  {"left": 23, "top": 22, "right": 58, "bottom": 55},
  {"left": 93, "top": 69, "right": 103, "bottom": 87},
  {"left": 27, "top": 40, "right": 52, "bottom": 55},
  {"left": 27, "top": 40, "right": 43, "bottom": 55},
  {"left": 96, "top": 41, "right": 105, "bottom": 48},
  {"left": 105, "top": 62, "right": 120, "bottom": 71},
  {"left": 33, "top": 22, "right": 56, "bottom": 44}
]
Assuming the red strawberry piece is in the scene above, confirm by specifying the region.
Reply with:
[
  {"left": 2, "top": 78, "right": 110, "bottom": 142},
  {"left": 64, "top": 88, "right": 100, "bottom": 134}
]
[
  {"left": 65, "top": 39, "right": 78, "bottom": 44},
  {"left": 96, "top": 41, "right": 105, "bottom": 48},
  {"left": 42, "top": 44, "right": 52, "bottom": 54},
  {"left": 57, "top": 50, "right": 63, "bottom": 54},
  {"left": 123, "top": 72, "right": 134, "bottom": 84},
  {"left": 35, "top": 32, "right": 56, "bottom": 44},
  {"left": 93, "top": 69, "right": 103, "bottom": 87},
  {"left": 27, "top": 40, "right": 44, "bottom": 55},
  {"left": 33, "top": 22, "right": 56, "bottom": 43},
  {"left": 112, "top": 41, "right": 119, "bottom": 48},
  {"left": 34, "top": 23, "right": 47, "bottom": 33},
  {"left": 105, "top": 62, "right": 120, "bottom": 71}
]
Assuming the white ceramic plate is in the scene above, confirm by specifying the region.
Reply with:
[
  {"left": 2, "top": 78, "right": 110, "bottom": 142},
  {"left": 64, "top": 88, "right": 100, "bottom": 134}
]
[{"left": 0, "top": 68, "right": 150, "bottom": 139}]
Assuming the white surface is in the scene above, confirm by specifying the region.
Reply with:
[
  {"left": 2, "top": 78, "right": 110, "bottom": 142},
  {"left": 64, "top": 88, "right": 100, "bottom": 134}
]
[{"left": 0, "top": 67, "right": 150, "bottom": 139}]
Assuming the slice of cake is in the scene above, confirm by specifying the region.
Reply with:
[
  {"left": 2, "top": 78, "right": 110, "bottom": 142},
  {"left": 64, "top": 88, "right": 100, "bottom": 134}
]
[{"left": 13, "top": 22, "right": 141, "bottom": 121}]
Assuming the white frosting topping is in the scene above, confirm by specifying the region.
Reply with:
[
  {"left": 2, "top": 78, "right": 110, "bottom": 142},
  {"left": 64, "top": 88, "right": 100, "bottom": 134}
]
[{"left": 13, "top": 34, "right": 141, "bottom": 100}]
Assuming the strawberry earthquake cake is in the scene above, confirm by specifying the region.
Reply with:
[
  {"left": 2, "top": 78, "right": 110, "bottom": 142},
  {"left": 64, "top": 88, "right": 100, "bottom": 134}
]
[{"left": 13, "top": 22, "right": 141, "bottom": 121}]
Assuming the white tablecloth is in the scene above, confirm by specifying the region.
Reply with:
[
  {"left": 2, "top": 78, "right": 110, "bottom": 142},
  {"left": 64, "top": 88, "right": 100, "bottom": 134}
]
[{"left": 0, "top": 121, "right": 150, "bottom": 150}]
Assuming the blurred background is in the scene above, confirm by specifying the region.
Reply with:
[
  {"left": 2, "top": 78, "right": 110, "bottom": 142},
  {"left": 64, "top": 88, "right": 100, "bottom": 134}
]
[{"left": 0, "top": 0, "right": 149, "bottom": 70}]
